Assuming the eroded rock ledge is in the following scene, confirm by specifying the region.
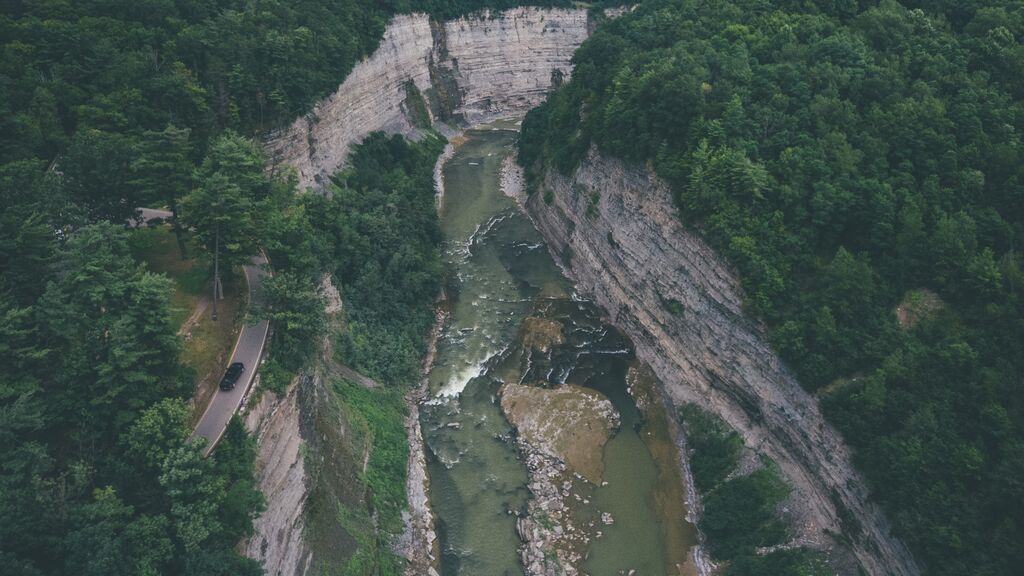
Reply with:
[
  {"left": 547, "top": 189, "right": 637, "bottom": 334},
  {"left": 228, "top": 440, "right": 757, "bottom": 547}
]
[
  {"left": 501, "top": 382, "right": 619, "bottom": 484},
  {"left": 519, "top": 148, "right": 921, "bottom": 576}
]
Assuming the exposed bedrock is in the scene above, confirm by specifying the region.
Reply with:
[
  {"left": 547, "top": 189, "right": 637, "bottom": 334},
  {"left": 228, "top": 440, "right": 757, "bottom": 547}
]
[
  {"left": 263, "top": 7, "right": 592, "bottom": 190},
  {"left": 520, "top": 148, "right": 921, "bottom": 576},
  {"left": 243, "top": 373, "right": 315, "bottom": 576}
]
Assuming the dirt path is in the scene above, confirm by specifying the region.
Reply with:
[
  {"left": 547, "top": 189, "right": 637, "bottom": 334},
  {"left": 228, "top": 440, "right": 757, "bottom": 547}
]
[{"left": 177, "top": 298, "right": 210, "bottom": 336}]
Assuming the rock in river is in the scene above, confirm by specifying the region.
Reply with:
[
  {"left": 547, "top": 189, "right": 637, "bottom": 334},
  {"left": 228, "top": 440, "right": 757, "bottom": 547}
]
[{"left": 500, "top": 382, "right": 619, "bottom": 484}]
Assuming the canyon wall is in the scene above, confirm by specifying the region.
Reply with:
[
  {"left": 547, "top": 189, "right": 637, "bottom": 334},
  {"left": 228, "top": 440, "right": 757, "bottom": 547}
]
[
  {"left": 521, "top": 148, "right": 920, "bottom": 576},
  {"left": 263, "top": 8, "right": 592, "bottom": 190},
  {"left": 244, "top": 375, "right": 313, "bottom": 576}
]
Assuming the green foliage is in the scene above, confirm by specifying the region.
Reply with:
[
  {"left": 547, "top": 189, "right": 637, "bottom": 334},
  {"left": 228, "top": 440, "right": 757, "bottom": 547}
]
[
  {"left": 334, "top": 379, "right": 409, "bottom": 571},
  {"left": 701, "top": 468, "right": 790, "bottom": 561},
  {"left": 213, "top": 418, "right": 267, "bottom": 543},
  {"left": 126, "top": 398, "right": 192, "bottom": 471},
  {"left": 679, "top": 404, "right": 743, "bottom": 493},
  {"left": 178, "top": 131, "right": 266, "bottom": 271},
  {"left": 336, "top": 503, "right": 402, "bottom": 576},
  {"left": 61, "top": 129, "right": 138, "bottom": 223},
  {"left": 258, "top": 358, "right": 296, "bottom": 396},
  {"left": 522, "top": 1, "right": 1024, "bottom": 573},
  {"left": 39, "top": 224, "right": 185, "bottom": 443},
  {"left": 258, "top": 272, "right": 327, "bottom": 371},
  {"left": 63, "top": 487, "right": 174, "bottom": 576},
  {"left": 403, "top": 81, "right": 432, "bottom": 130},
  {"left": 0, "top": 222, "right": 262, "bottom": 576},
  {"left": 681, "top": 405, "right": 820, "bottom": 570},
  {"left": 131, "top": 125, "right": 195, "bottom": 258},
  {"left": 311, "top": 133, "right": 446, "bottom": 386}
]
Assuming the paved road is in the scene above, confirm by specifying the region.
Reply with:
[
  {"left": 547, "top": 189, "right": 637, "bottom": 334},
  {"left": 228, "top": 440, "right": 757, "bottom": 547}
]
[
  {"left": 135, "top": 208, "right": 270, "bottom": 455},
  {"left": 192, "top": 254, "right": 269, "bottom": 455}
]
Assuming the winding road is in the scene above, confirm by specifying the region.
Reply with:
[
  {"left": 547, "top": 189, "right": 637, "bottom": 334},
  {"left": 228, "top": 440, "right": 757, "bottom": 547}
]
[{"left": 136, "top": 208, "right": 270, "bottom": 456}]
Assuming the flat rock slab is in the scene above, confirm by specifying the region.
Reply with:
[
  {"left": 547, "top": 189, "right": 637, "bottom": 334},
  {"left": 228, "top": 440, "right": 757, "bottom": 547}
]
[{"left": 500, "top": 382, "right": 619, "bottom": 484}]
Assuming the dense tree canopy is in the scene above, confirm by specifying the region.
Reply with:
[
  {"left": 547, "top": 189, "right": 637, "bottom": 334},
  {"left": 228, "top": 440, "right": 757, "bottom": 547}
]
[
  {"left": 0, "top": 220, "right": 264, "bottom": 574},
  {"left": 307, "top": 132, "right": 447, "bottom": 386},
  {"left": 1, "top": 1, "right": 538, "bottom": 570},
  {"left": 521, "top": 1, "right": 1024, "bottom": 574}
]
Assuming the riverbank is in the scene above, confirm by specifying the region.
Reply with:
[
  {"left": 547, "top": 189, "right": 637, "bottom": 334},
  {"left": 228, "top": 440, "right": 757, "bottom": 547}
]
[{"left": 398, "top": 302, "right": 447, "bottom": 576}]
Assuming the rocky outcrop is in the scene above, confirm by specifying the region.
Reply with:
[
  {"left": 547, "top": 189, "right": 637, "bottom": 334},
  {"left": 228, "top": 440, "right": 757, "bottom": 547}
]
[
  {"left": 244, "top": 375, "right": 313, "bottom": 576},
  {"left": 519, "top": 148, "right": 920, "bottom": 576},
  {"left": 264, "top": 15, "right": 434, "bottom": 190},
  {"left": 501, "top": 382, "right": 619, "bottom": 484},
  {"left": 439, "top": 9, "right": 589, "bottom": 124},
  {"left": 516, "top": 449, "right": 588, "bottom": 576},
  {"left": 264, "top": 8, "right": 594, "bottom": 191},
  {"left": 502, "top": 382, "right": 621, "bottom": 576}
]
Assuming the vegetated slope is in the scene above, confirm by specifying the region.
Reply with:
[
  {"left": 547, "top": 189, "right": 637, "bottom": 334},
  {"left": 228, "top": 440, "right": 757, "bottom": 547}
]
[
  {"left": 520, "top": 1, "right": 1024, "bottom": 574},
  {"left": 308, "top": 132, "right": 448, "bottom": 388},
  {"left": 0, "top": 2, "right": 555, "bottom": 574},
  {"left": 299, "top": 133, "right": 447, "bottom": 573}
]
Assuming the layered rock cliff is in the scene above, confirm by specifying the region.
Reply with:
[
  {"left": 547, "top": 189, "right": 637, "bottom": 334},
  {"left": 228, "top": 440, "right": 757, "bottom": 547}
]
[
  {"left": 264, "top": 8, "right": 592, "bottom": 190},
  {"left": 244, "top": 375, "right": 313, "bottom": 576},
  {"left": 518, "top": 148, "right": 920, "bottom": 576}
]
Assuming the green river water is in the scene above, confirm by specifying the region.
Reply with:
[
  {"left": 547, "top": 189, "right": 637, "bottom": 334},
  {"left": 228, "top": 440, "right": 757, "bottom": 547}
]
[{"left": 421, "top": 127, "right": 695, "bottom": 576}]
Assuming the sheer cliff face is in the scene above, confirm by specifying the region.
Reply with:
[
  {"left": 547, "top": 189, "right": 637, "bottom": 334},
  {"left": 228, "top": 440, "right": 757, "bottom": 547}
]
[
  {"left": 440, "top": 9, "right": 589, "bottom": 123},
  {"left": 244, "top": 375, "right": 313, "bottom": 576},
  {"left": 263, "top": 8, "right": 591, "bottom": 190},
  {"left": 523, "top": 149, "right": 921, "bottom": 576}
]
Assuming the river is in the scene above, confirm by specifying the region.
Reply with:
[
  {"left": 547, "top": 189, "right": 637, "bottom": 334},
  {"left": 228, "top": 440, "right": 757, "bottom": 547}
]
[{"left": 420, "top": 126, "right": 696, "bottom": 575}]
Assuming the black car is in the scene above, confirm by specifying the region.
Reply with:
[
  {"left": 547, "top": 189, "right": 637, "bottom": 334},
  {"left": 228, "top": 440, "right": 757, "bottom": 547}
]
[{"left": 219, "top": 362, "right": 245, "bottom": 391}]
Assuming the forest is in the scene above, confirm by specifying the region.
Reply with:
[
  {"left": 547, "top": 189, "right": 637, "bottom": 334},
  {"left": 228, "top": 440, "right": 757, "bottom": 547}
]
[
  {"left": 309, "top": 132, "right": 447, "bottom": 388},
  {"left": 520, "top": 1, "right": 1024, "bottom": 574},
  {"left": 0, "top": 0, "right": 555, "bottom": 574}
]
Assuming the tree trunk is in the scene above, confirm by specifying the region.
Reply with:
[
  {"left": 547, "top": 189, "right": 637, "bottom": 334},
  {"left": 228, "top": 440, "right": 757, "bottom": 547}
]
[
  {"left": 169, "top": 198, "right": 188, "bottom": 260},
  {"left": 212, "top": 224, "right": 219, "bottom": 321}
]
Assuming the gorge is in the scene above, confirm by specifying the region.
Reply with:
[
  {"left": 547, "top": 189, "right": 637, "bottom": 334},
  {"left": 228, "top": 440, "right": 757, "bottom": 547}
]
[
  {"left": 5, "top": 3, "right": 1022, "bottom": 576},
  {"left": 250, "top": 6, "right": 915, "bottom": 576}
]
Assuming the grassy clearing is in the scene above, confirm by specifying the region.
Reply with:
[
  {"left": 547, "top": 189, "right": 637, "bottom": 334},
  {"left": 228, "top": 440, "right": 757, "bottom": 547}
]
[
  {"left": 129, "top": 226, "right": 245, "bottom": 422},
  {"left": 894, "top": 288, "right": 944, "bottom": 329}
]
